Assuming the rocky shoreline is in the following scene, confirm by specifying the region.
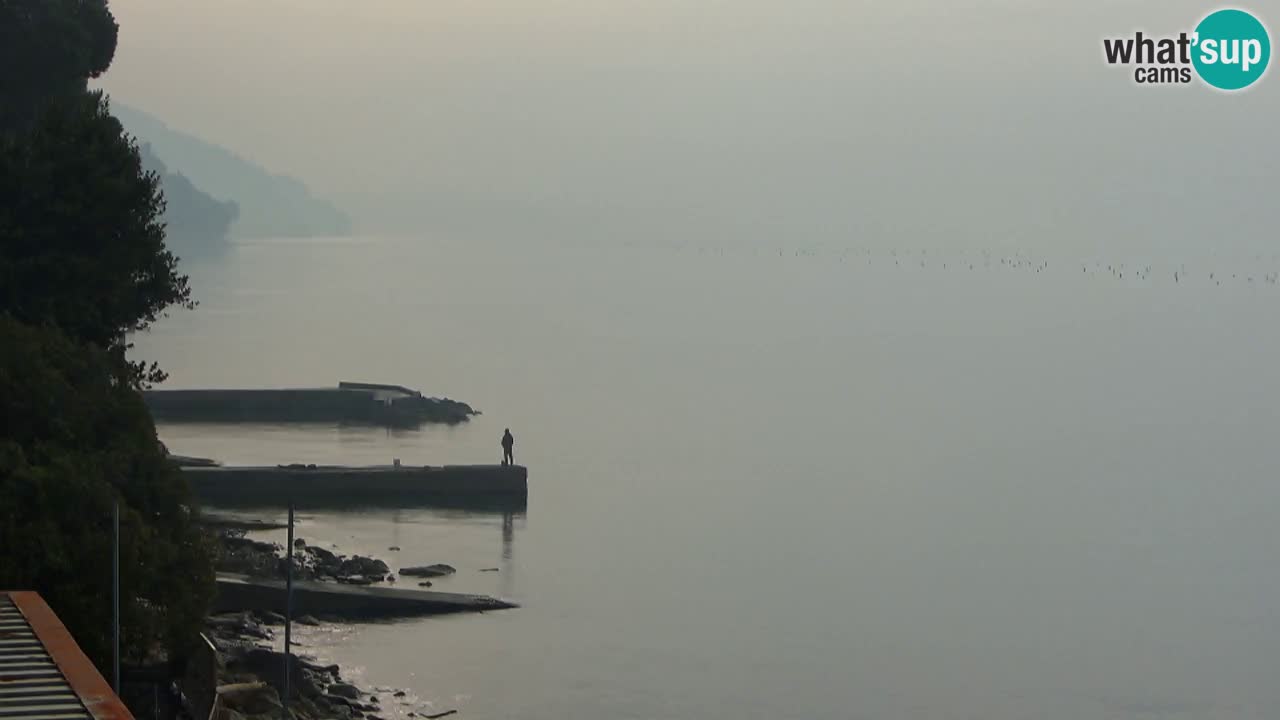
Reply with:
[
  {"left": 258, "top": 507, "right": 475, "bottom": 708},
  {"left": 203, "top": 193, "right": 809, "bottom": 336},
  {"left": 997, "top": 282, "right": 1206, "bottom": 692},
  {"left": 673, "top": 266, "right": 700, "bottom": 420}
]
[
  {"left": 204, "top": 610, "right": 458, "bottom": 720},
  {"left": 216, "top": 531, "right": 456, "bottom": 588},
  {"left": 206, "top": 529, "right": 465, "bottom": 720}
]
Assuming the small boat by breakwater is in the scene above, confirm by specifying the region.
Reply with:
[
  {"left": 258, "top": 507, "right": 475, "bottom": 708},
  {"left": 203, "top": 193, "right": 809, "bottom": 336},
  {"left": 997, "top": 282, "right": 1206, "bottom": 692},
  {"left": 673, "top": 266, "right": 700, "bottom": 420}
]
[{"left": 144, "top": 381, "right": 478, "bottom": 426}]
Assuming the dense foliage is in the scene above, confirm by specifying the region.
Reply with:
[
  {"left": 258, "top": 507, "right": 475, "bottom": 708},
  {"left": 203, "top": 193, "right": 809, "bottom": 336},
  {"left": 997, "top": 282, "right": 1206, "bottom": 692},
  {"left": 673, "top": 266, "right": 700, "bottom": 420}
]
[
  {"left": 0, "top": 0, "right": 118, "bottom": 132},
  {"left": 0, "top": 0, "right": 214, "bottom": 677},
  {"left": 0, "top": 92, "right": 193, "bottom": 375},
  {"left": 0, "top": 317, "right": 215, "bottom": 665}
]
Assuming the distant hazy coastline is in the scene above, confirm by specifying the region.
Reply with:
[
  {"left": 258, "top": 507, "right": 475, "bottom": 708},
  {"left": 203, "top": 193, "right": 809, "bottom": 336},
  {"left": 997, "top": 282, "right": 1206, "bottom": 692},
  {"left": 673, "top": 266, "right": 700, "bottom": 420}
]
[{"left": 115, "top": 103, "right": 351, "bottom": 248}]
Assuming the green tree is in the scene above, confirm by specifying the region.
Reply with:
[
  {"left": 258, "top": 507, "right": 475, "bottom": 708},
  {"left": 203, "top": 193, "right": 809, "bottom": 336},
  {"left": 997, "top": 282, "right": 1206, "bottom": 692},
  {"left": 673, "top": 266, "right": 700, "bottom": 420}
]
[
  {"left": 0, "top": 91, "right": 193, "bottom": 386},
  {"left": 0, "top": 316, "right": 214, "bottom": 667},
  {"left": 0, "top": 0, "right": 118, "bottom": 133},
  {"left": 0, "top": 0, "right": 213, "bottom": 679},
  {"left": 1, "top": 0, "right": 190, "bottom": 388}
]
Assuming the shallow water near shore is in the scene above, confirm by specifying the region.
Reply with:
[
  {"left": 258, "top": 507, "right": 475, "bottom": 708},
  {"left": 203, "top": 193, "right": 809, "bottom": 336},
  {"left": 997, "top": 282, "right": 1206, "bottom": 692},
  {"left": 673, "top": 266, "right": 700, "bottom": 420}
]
[{"left": 139, "top": 235, "right": 1280, "bottom": 720}]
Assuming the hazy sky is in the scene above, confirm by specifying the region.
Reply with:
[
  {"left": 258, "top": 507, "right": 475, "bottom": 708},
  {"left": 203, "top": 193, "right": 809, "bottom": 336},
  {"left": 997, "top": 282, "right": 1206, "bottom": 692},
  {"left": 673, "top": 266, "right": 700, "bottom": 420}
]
[{"left": 102, "top": 0, "right": 1278, "bottom": 251}]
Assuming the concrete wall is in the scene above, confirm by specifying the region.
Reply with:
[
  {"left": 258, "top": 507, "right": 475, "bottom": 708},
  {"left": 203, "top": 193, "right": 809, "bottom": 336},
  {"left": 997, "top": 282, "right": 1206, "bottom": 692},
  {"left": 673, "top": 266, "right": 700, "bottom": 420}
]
[{"left": 185, "top": 465, "right": 527, "bottom": 505}]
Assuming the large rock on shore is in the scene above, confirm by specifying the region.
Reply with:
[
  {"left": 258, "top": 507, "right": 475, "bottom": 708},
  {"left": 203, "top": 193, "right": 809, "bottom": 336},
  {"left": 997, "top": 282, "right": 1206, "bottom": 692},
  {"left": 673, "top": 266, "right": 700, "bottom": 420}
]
[
  {"left": 338, "top": 556, "right": 390, "bottom": 577},
  {"left": 301, "top": 548, "right": 391, "bottom": 583},
  {"left": 225, "top": 647, "right": 325, "bottom": 699},
  {"left": 328, "top": 683, "right": 361, "bottom": 700},
  {"left": 224, "top": 537, "right": 280, "bottom": 554},
  {"left": 307, "top": 546, "right": 338, "bottom": 564},
  {"left": 277, "top": 555, "right": 317, "bottom": 581},
  {"left": 207, "top": 612, "right": 273, "bottom": 641},
  {"left": 216, "top": 531, "right": 403, "bottom": 591},
  {"left": 418, "top": 396, "right": 478, "bottom": 424},
  {"left": 399, "top": 564, "right": 455, "bottom": 578},
  {"left": 217, "top": 682, "right": 283, "bottom": 716},
  {"left": 218, "top": 536, "right": 285, "bottom": 578}
]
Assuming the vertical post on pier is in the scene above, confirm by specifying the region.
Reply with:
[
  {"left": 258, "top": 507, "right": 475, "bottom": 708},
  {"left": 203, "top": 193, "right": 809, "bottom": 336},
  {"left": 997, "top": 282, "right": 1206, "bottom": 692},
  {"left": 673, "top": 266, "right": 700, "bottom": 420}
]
[
  {"left": 112, "top": 499, "right": 121, "bottom": 695},
  {"left": 283, "top": 501, "right": 294, "bottom": 719}
]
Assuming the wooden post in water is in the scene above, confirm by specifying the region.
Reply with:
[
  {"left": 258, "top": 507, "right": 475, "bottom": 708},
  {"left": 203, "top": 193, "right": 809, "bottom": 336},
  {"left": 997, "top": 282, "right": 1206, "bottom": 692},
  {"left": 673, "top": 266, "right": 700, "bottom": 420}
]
[{"left": 283, "top": 501, "right": 294, "bottom": 719}]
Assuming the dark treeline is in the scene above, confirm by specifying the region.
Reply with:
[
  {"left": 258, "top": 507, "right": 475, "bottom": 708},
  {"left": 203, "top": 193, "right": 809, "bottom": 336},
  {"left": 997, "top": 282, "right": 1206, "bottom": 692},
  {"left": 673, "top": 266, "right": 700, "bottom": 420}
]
[{"left": 0, "top": 0, "right": 214, "bottom": 681}]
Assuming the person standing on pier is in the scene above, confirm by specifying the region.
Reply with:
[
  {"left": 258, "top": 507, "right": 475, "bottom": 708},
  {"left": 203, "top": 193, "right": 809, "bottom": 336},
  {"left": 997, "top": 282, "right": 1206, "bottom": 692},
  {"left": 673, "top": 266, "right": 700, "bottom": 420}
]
[{"left": 501, "top": 428, "right": 515, "bottom": 466}]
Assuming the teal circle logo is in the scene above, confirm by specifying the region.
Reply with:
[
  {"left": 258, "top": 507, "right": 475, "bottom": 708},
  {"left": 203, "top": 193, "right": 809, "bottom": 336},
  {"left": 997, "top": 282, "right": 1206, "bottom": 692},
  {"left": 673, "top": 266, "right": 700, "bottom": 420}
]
[{"left": 1192, "top": 9, "right": 1271, "bottom": 90}]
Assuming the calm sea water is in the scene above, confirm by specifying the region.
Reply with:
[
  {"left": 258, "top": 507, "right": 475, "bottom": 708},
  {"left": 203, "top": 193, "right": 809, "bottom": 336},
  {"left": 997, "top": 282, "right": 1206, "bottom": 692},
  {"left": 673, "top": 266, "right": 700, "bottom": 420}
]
[{"left": 136, "top": 236, "right": 1280, "bottom": 720}]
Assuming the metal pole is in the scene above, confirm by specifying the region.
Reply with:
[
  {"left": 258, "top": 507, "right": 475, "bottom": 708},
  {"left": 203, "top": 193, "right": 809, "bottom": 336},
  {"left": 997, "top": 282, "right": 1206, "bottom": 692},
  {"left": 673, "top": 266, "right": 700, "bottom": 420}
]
[
  {"left": 283, "top": 501, "right": 294, "bottom": 719},
  {"left": 113, "top": 500, "right": 120, "bottom": 695}
]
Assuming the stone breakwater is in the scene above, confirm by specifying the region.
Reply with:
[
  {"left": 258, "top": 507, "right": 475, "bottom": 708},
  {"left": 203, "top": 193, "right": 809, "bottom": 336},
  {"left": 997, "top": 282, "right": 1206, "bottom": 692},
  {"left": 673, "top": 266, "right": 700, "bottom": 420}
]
[{"left": 145, "top": 383, "right": 479, "bottom": 427}]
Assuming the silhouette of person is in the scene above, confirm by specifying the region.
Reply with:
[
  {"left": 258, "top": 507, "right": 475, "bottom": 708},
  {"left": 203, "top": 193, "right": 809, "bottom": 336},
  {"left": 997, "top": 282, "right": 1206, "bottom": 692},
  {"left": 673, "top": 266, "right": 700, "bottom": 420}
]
[{"left": 501, "top": 428, "right": 515, "bottom": 466}]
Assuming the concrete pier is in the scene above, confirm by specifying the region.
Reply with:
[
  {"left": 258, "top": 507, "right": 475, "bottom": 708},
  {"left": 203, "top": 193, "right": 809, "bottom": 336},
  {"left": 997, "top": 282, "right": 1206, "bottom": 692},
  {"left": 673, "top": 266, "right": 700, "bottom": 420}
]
[
  {"left": 184, "top": 463, "right": 528, "bottom": 505},
  {"left": 213, "top": 573, "right": 516, "bottom": 617}
]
